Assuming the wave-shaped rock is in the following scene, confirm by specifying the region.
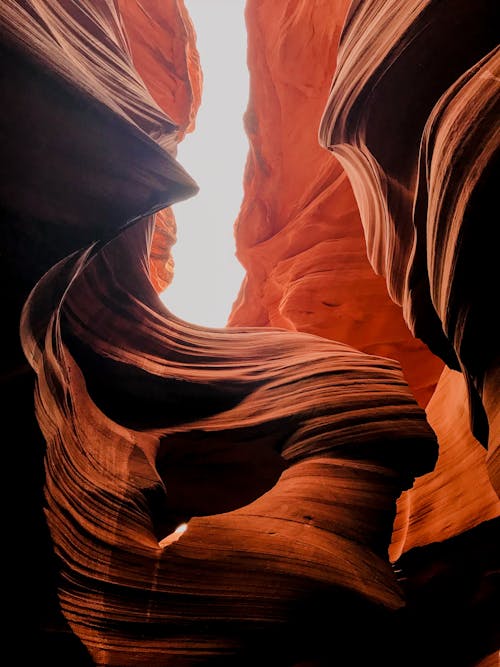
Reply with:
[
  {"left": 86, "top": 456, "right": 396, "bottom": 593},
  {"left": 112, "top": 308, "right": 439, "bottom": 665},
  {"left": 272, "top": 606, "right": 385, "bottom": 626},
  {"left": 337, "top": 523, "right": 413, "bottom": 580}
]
[
  {"left": 21, "top": 215, "right": 437, "bottom": 663},
  {"left": 3, "top": 0, "right": 497, "bottom": 664},
  {"left": 319, "top": 0, "right": 499, "bottom": 468},
  {"left": 391, "top": 367, "right": 500, "bottom": 560},
  {"left": 229, "top": 0, "right": 443, "bottom": 408}
]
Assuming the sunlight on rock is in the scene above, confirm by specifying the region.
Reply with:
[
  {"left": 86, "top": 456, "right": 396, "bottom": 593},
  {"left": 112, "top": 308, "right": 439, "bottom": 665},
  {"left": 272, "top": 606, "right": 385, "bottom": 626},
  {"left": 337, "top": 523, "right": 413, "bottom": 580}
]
[{"left": 159, "top": 522, "right": 189, "bottom": 548}]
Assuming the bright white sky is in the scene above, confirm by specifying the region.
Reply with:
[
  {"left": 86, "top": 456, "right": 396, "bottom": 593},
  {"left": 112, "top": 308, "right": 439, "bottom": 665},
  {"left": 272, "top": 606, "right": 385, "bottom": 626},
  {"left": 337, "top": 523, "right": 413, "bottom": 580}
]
[{"left": 160, "top": 0, "right": 249, "bottom": 327}]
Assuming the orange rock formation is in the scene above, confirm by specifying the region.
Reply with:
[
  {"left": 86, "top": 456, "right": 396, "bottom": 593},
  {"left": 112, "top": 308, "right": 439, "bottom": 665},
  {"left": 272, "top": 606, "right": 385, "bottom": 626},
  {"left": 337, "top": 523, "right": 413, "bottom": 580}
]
[
  {"left": 230, "top": 0, "right": 499, "bottom": 586},
  {"left": 319, "top": 0, "right": 499, "bottom": 462},
  {"left": 1, "top": 0, "right": 498, "bottom": 666},
  {"left": 229, "top": 0, "right": 444, "bottom": 409},
  {"left": 317, "top": 0, "right": 499, "bottom": 570}
]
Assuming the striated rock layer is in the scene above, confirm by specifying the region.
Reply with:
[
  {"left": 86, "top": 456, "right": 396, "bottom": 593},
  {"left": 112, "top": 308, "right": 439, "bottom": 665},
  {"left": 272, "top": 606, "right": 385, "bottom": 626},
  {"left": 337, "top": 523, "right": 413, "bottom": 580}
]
[
  {"left": 3, "top": 0, "right": 498, "bottom": 665},
  {"left": 230, "top": 3, "right": 499, "bottom": 661},
  {"left": 391, "top": 367, "right": 500, "bottom": 560},
  {"left": 228, "top": 0, "right": 444, "bottom": 409},
  {"left": 319, "top": 0, "right": 499, "bottom": 475},
  {"left": 0, "top": 0, "right": 194, "bottom": 660},
  {"left": 2, "top": 1, "right": 442, "bottom": 665},
  {"left": 229, "top": 0, "right": 498, "bottom": 583},
  {"left": 22, "top": 216, "right": 437, "bottom": 664}
]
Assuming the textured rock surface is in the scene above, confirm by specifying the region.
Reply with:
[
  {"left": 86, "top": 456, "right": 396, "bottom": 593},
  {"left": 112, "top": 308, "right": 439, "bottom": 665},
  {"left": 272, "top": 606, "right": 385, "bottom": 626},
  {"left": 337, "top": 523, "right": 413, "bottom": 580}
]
[
  {"left": 22, "top": 216, "right": 437, "bottom": 664},
  {"left": 228, "top": 0, "right": 443, "bottom": 408},
  {"left": 0, "top": 0, "right": 196, "bottom": 660},
  {"left": 2, "top": 1, "right": 439, "bottom": 665},
  {"left": 231, "top": 2, "right": 499, "bottom": 662},
  {"left": 391, "top": 367, "right": 500, "bottom": 560},
  {"left": 117, "top": 0, "right": 201, "bottom": 141},
  {"left": 116, "top": 0, "right": 202, "bottom": 297},
  {"left": 2, "top": 0, "right": 499, "bottom": 665},
  {"left": 319, "top": 0, "right": 499, "bottom": 464},
  {"left": 149, "top": 206, "right": 178, "bottom": 292}
]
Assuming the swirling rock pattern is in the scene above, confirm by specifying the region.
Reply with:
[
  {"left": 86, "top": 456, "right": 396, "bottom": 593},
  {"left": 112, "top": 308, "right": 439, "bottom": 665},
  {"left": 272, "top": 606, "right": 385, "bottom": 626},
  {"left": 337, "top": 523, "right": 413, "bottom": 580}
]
[
  {"left": 234, "top": 2, "right": 499, "bottom": 661},
  {"left": 391, "top": 367, "right": 500, "bottom": 561},
  {"left": 22, "top": 216, "right": 437, "bottom": 664},
  {"left": 228, "top": 0, "right": 444, "bottom": 409},
  {"left": 2, "top": 1, "right": 439, "bottom": 665},
  {"left": 227, "top": 0, "right": 498, "bottom": 610},
  {"left": 0, "top": 0, "right": 193, "bottom": 660},
  {"left": 319, "top": 0, "right": 499, "bottom": 471},
  {"left": 3, "top": 0, "right": 498, "bottom": 665},
  {"left": 316, "top": 4, "right": 499, "bottom": 645}
]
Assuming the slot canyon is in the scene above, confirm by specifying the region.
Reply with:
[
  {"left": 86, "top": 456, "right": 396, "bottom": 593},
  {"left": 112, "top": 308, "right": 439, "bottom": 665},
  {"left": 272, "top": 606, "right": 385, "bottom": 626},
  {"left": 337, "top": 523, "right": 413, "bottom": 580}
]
[{"left": 1, "top": 1, "right": 498, "bottom": 665}]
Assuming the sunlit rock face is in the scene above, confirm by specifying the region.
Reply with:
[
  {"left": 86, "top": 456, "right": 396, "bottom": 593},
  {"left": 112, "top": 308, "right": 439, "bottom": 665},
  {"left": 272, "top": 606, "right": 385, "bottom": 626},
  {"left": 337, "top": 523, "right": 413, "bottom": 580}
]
[
  {"left": 230, "top": 2, "right": 499, "bottom": 663},
  {"left": 149, "top": 206, "right": 178, "bottom": 292},
  {"left": 117, "top": 0, "right": 201, "bottom": 141},
  {"left": 22, "top": 214, "right": 438, "bottom": 664},
  {"left": 228, "top": 0, "right": 444, "bottom": 409},
  {"left": 2, "top": 3, "right": 437, "bottom": 667},
  {"left": 318, "top": 0, "right": 499, "bottom": 477},
  {"left": 391, "top": 367, "right": 500, "bottom": 560},
  {"left": 115, "top": 0, "right": 202, "bottom": 294},
  {"left": 2, "top": 1, "right": 439, "bottom": 665},
  {"left": 3, "top": 1, "right": 498, "bottom": 666}
]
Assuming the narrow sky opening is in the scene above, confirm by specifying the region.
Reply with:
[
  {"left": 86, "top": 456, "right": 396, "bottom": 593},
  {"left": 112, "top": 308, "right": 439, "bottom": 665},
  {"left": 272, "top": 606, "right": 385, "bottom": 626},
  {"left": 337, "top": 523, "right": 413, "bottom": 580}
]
[{"left": 160, "top": 0, "right": 249, "bottom": 327}]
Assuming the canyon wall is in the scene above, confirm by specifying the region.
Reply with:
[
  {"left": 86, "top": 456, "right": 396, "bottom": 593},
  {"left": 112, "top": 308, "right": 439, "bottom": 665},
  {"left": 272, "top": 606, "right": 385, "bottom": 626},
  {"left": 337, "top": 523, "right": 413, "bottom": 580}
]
[
  {"left": 319, "top": 0, "right": 499, "bottom": 469},
  {"left": 229, "top": 0, "right": 444, "bottom": 409},
  {"left": 232, "top": 0, "right": 499, "bottom": 560},
  {"left": 318, "top": 0, "right": 499, "bottom": 555},
  {"left": 1, "top": 0, "right": 498, "bottom": 665},
  {"left": 230, "top": 2, "right": 499, "bottom": 662}
]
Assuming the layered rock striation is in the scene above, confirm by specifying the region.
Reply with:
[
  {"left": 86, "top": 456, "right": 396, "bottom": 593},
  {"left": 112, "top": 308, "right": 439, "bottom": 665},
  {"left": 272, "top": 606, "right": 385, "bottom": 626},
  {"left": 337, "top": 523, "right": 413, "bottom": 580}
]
[
  {"left": 319, "top": 0, "right": 499, "bottom": 473},
  {"left": 2, "top": 0, "right": 498, "bottom": 665},
  {"left": 21, "top": 214, "right": 438, "bottom": 664},
  {"left": 228, "top": 0, "right": 444, "bottom": 409},
  {"left": 232, "top": 2, "right": 499, "bottom": 662}
]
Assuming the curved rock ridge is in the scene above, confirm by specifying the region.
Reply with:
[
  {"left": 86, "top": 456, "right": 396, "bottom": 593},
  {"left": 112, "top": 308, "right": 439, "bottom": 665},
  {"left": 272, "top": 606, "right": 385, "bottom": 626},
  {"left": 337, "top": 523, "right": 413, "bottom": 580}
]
[
  {"left": 391, "top": 367, "right": 500, "bottom": 561},
  {"left": 229, "top": 0, "right": 443, "bottom": 409},
  {"left": 319, "top": 0, "right": 499, "bottom": 459},
  {"left": 1, "top": 0, "right": 177, "bottom": 149},
  {"left": 116, "top": 0, "right": 203, "bottom": 294},
  {"left": 0, "top": 0, "right": 194, "bottom": 659},
  {"left": 2, "top": 0, "right": 440, "bottom": 664},
  {"left": 21, "top": 214, "right": 438, "bottom": 664},
  {"left": 0, "top": 0, "right": 198, "bottom": 242},
  {"left": 5, "top": 0, "right": 497, "bottom": 664},
  {"left": 0, "top": 0, "right": 199, "bottom": 303}
]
